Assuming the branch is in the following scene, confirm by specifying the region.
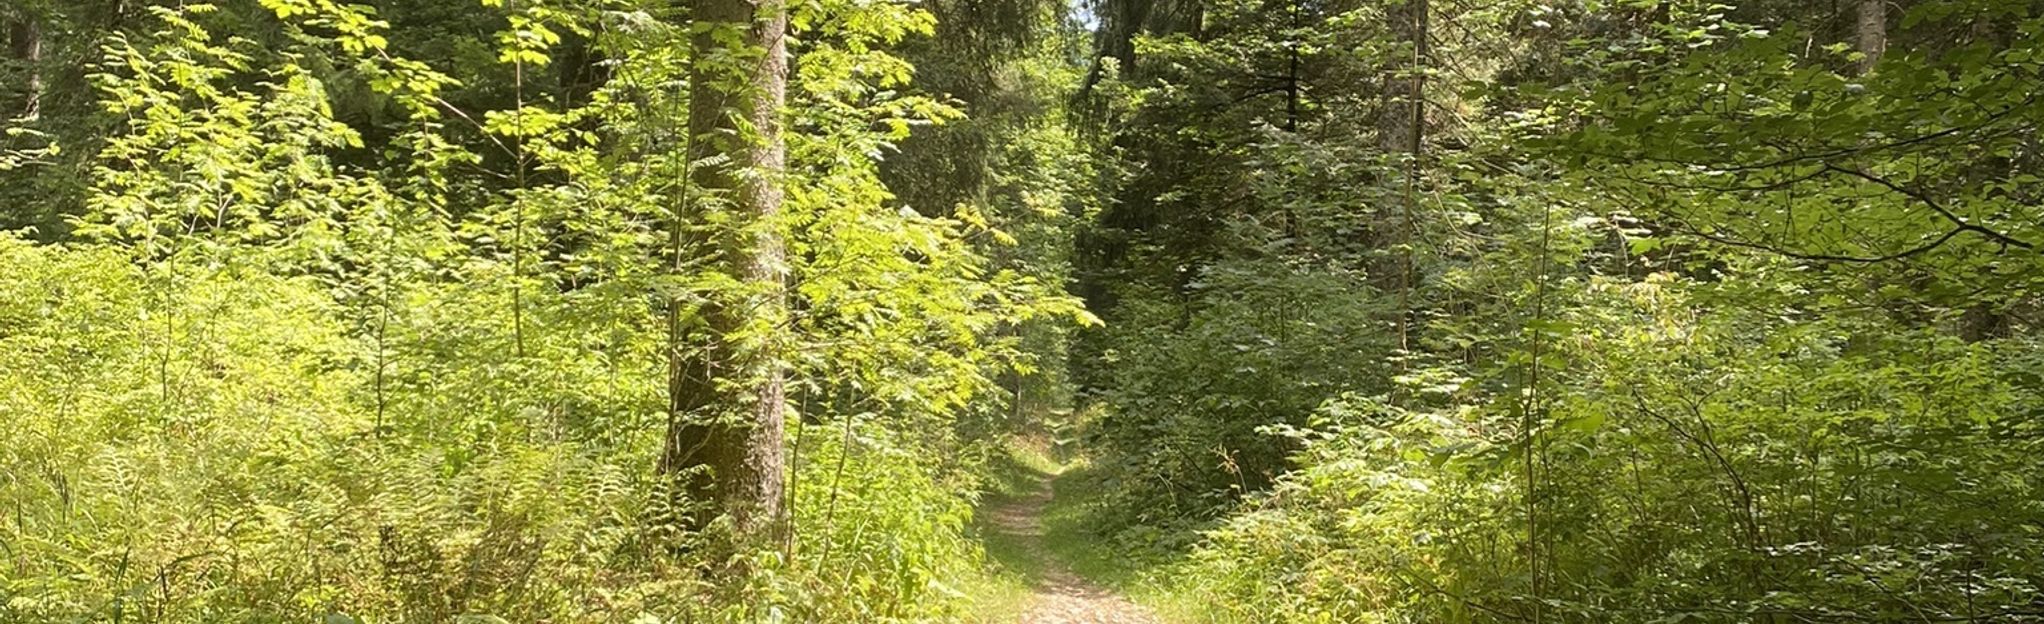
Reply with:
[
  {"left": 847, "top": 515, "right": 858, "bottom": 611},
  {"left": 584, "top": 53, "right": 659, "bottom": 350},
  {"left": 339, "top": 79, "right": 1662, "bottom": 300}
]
[
  {"left": 1580, "top": 95, "right": 2037, "bottom": 174},
  {"left": 1823, "top": 164, "right": 2036, "bottom": 251},
  {"left": 1599, "top": 180, "right": 1977, "bottom": 264},
  {"left": 1703, "top": 93, "right": 2037, "bottom": 173},
  {"left": 1666, "top": 216, "right": 1968, "bottom": 264}
]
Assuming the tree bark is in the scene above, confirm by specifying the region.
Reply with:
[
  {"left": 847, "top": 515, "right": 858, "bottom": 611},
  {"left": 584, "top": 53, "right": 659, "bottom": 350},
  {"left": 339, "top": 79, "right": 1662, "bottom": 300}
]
[
  {"left": 1855, "top": 0, "right": 1885, "bottom": 75},
  {"left": 9, "top": 15, "right": 40, "bottom": 120},
  {"left": 662, "top": 0, "right": 789, "bottom": 539}
]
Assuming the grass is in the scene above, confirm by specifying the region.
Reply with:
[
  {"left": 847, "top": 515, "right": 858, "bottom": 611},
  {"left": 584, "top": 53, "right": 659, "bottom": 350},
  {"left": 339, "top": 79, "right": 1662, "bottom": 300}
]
[
  {"left": 1037, "top": 460, "right": 1219, "bottom": 622},
  {"left": 1036, "top": 461, "right": 1141, "bottom": 587},
  {"left": 984, "top": 437, "right": 1062, "bottom": 501},
  {"left": 960, "top": 439, "right": 1061, "bottom": 622},
  {"left": 963, "top": 438, "right": 1208, "bottom": 623}
]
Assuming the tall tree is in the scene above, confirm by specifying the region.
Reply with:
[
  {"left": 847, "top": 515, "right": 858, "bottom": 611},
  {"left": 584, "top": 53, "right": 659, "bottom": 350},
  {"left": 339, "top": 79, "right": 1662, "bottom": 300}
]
[
  {"left": 1379, "top": 0, "right": 1425, "bottom": 353},
  {"left": 1077, "top": 0, "right": 1203, "bottom": 98},
  {"left": 662, "top": 0, "right": 790, "bottom": 537},
  {"left": 8, "top": 12, "right": 39, "bottom": 120},
  {"left": 1855, "top": 0, "right": 1885, "bottom": 75},
  {"left": 1378, "top": 0, "right": 1425, "bottom": 156}
]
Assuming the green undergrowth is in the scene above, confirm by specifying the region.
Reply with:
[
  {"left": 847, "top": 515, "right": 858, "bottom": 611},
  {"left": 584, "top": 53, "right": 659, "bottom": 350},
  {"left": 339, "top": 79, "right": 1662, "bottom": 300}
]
[{"left": 1021, "top": 456, "right": 1204, "bottom": 621}]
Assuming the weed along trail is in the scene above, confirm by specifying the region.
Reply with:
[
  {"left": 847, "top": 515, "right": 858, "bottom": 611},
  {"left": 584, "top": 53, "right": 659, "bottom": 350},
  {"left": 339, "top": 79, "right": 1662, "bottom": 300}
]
[{"left": 986, "top": 470, "right": 1160, "bottom": 624}]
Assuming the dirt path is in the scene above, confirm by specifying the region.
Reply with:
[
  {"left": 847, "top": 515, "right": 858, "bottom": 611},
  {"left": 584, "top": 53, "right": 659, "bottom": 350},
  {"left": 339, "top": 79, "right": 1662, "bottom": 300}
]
[{"left": 985, "top": 473, "right": 1161, "bottom": 624}]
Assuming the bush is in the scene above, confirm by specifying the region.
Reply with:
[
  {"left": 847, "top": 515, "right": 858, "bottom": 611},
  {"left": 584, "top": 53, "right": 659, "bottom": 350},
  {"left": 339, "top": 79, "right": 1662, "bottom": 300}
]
[
  {"left": 1160, "top": 275, "right": 2044, "bottom": 623},
  {"left": 0, "top": 235, "right": 1006, "bottom": 623}
]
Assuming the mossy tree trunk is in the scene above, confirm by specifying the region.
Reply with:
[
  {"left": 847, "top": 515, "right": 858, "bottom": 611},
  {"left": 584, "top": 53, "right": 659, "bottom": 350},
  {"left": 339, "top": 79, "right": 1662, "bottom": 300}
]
[{"left": 662, "top": 0, "right": 790, "bottom": 540}]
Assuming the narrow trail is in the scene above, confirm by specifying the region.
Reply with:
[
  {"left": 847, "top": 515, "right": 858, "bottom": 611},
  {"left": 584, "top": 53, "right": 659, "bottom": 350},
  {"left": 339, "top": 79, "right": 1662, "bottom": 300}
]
[{"left": 985, "top": 472, "right": 1161, "bottom": 624}]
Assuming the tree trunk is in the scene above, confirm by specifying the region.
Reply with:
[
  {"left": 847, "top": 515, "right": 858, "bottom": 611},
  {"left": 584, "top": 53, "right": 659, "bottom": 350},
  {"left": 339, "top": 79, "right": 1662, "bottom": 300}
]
[
  {"left": 1959, "top": 305, "right": 2009, "bottom": 343},
  {"left": 1283, "top": 0, "right": 1300, "bottom": 133},
  {"left": 1378, "top": 0, "right": 1424, "bottom": 157},
  {"left": 1378, "top": 0, "right": 1426, "bottom": 354},
  {"left": 1078, "top": 0, "right": 1203, "bottom": 100},
  {"left": 1855, "top": 0, "right": 1885, "bottom": 75},
  {"left": 9, "top": 15, "right": 40, "bottom": 120},
  {"left": 1080, "top": 0, "right": 1153, "bottom": 97},
  {"left": 662, "top": 0, "right": 789, "bottom": 539}
]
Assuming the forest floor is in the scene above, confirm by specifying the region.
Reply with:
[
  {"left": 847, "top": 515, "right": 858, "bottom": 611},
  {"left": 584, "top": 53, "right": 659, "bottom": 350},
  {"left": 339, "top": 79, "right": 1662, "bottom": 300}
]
[{"left": 974, "top": 447, "right": 1163, "bottom": 624}]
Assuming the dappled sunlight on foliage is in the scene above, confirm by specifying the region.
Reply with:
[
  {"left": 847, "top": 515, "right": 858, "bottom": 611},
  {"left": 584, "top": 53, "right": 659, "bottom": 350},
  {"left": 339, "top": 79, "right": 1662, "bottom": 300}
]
[{"left": 7, "top": 0, "right": 2044, "bottom": 621}]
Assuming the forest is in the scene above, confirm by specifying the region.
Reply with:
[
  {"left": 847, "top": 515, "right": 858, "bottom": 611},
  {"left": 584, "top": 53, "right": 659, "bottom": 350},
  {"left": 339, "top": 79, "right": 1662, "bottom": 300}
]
[{"left": 3, "top": 0, "right": 2042, "bottom": 622}]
